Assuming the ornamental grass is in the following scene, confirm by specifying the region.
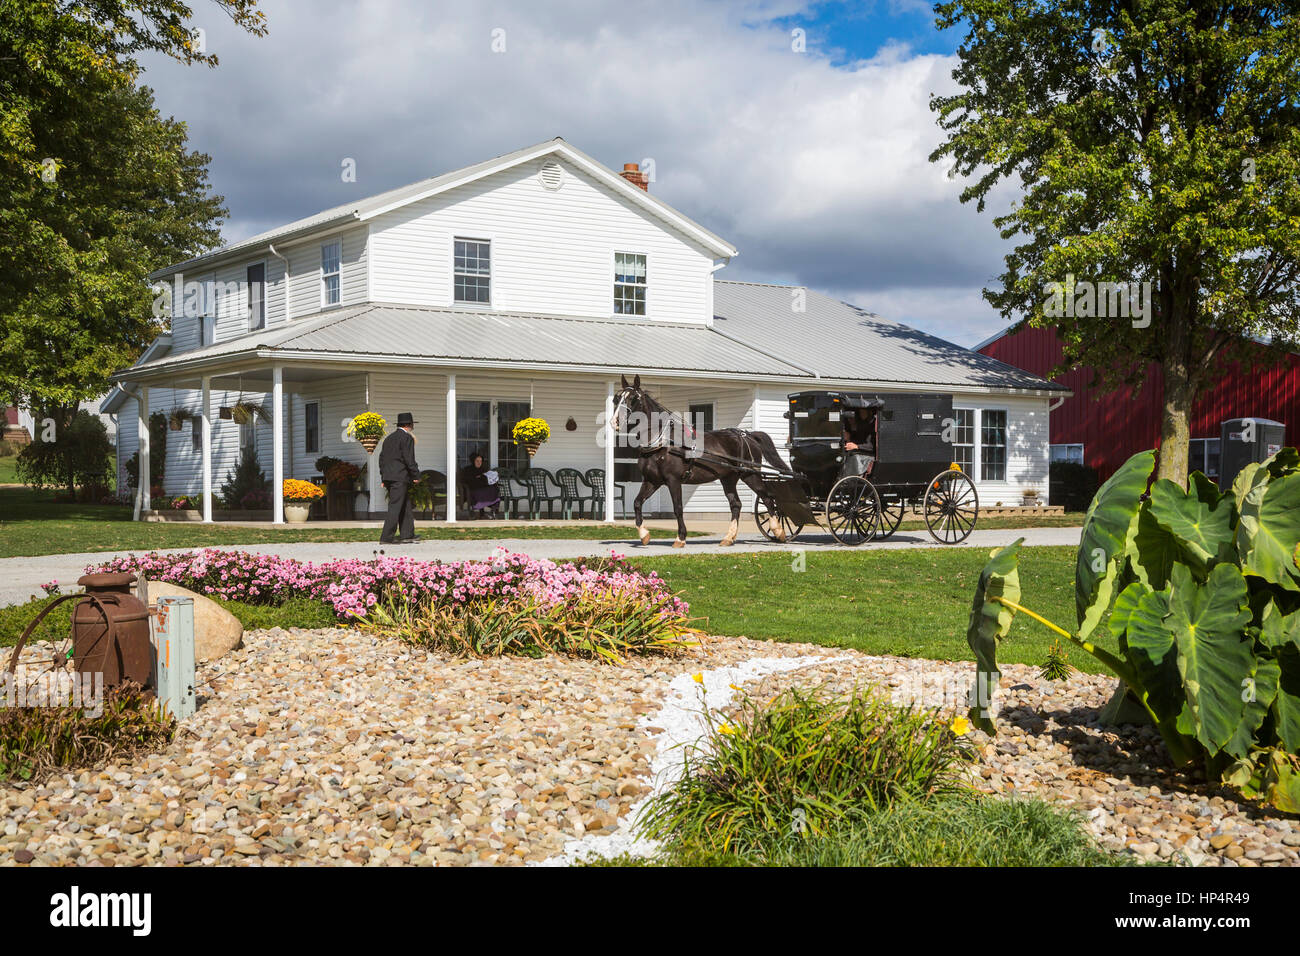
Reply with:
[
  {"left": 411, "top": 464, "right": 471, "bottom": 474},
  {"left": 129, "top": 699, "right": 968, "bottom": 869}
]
[{"left": 638, "top": 685, "right": 974, "bottom": 855}]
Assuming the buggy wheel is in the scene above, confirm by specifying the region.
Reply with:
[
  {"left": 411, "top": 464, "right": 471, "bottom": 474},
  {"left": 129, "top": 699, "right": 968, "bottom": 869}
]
[
  {"left": 923, "top": 470, "right": 979, "bottom": 544},
  {"left": 874, "top": 495, "right": 905, "bottom": 540},
  {"left": 753, "top": 495, "right": 803, "bottom": 542},
  {"left": 826, "top": 475, "right": 881, "bottom": 546}
]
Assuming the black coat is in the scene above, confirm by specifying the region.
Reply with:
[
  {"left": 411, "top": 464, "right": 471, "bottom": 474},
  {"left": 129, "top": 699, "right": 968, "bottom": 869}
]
[{"left": 378, "top": 428, "right": 420, "bottom": 483}]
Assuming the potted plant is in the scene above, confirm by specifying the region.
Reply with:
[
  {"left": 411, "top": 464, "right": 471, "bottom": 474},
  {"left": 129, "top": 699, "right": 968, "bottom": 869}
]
[
  {"left": 282, "top": 479, "right": 324, "bottom": 523},
  {"left": 512, "top": 417, "right": 551, "bottom": 458},
  {"left": 167, "top": 408, "right": 194, "bottom": 431},
  {"left": 346, "top": 412, "right": 387, "bottom": 454},
  {"left": 1021, "top": 487, "right": 1040, "bottom": 507}
]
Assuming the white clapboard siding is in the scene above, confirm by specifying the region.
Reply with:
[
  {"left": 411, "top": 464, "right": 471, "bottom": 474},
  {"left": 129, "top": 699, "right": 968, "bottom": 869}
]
[
  {"left": 287, "top": 374, "right": 370, "bottom": 478},
  {"left": 369, "top": 159, "right": 714, "bottom": 324}
]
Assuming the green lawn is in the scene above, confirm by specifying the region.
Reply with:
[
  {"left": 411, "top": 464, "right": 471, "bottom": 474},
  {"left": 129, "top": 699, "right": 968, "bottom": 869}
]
[
  {"left": 0, "top": 455, "right": 18, "bottom": 484},
  {"left": 0, "top": 486, "right": 690, "bottom": 558},
  {"left": 634, "top": 546, "right": 1110, "bottom": 672}
]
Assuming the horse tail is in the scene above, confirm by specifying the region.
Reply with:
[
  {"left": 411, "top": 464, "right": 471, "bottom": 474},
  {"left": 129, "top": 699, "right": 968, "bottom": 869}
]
[{"left": 749, "top": 430, "right": 793, "bottom": 474}]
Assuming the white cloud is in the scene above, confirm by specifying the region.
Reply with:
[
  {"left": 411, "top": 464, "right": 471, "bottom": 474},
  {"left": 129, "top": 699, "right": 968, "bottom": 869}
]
[{"left": 140, "top": 0, "right": 1014, "bottom": 344}]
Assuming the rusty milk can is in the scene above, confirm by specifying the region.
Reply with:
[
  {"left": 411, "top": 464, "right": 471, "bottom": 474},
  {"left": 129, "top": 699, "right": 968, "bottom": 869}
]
[{"left": 73, "top": 573, "right": 154, "bottom": 687}]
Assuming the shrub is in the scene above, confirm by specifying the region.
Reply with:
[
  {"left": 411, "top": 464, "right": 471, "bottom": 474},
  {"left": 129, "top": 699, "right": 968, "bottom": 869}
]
[
  {"left": 17, "top": 408, "right": 114, "bottom": 494},
  {"left": 638, "top": 686, "right": 974, "bottom": 855},
  {"left": 0, "top": 596, "right": 64, "bottom": 648},
  {"left": 0, "top": 682, "right": 175, "bottom": 784},
  {"left": 220, "top": 445, "right": 269, "bottom": 508},
  {"left": 968, "top": 448, "right": 1300, "bottom": 811},
  {"left": 123, "top": 412, "right": 168, "bottom": 490},
  {"left": 1048, "top": 460, "right": 1100, "bottom": 512},
  {"left": 359, "top": 590, "right": 699, "bottom": 662}
]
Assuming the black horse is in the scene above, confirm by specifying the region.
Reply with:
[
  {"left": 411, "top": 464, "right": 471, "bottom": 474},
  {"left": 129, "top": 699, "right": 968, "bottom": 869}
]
[{"left": 613, "top": 375, "right": 792, "bottom": 547}]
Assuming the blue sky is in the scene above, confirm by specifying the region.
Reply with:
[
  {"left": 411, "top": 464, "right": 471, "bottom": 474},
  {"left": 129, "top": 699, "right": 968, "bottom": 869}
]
[{"left": 139, "top": 0, "right": 1012, "bottom": 347}]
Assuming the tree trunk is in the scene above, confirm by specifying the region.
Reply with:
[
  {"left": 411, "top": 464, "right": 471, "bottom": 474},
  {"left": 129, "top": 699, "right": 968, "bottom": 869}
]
[{"left": 1157, "top": 311, "right": 1193, "bottom": 487}]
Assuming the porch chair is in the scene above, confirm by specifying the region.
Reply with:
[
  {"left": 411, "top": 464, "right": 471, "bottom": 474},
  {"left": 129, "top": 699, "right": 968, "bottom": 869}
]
[
  {"left": 495, "top": 468, "right": 527, "bottom": 519},
  {"left": 555, "top": 467, "right": 597, "bottom": 519},
  {"left": 520, "top": 468, "right": 564, "bottom": 519},
  {"left": 585, "top": 468, "right": 627, "bottom": 519}
]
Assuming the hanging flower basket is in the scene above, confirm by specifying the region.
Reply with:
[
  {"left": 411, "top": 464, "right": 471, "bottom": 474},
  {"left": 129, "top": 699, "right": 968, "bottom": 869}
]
[
  {"left": 346, "top": 412, "right": 387, "bottom": 454},
  {"left": 512, "top": 417, "right": 551, "bottom": 458}
]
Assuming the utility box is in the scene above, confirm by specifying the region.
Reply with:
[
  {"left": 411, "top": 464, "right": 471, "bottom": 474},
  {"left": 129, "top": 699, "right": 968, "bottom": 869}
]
[
  {"left": 1219, "top": 417, "right": 1286, "bottom": 488},
  {"left": 151, "top": 596, "right": 197, "bottom": 720}
]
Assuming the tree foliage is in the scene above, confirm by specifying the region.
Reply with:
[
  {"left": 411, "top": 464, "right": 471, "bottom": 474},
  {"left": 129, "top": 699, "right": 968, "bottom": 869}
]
[
  {"left": 16, "top": 407, "right": 114, "bottom": 494},
  {"left": 931, "top": 2, "right": 1300, "bottom": 484},
  {"left": 0, "top": 1, "right": 267, "bottom": 410}
]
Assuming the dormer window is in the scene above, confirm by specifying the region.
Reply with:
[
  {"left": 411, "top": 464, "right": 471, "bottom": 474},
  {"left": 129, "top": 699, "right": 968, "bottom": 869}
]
[
  {"left": 614, "top": 252, "right": 647, "bottom": 315},
  {"left": 321, "top": 242, "right": 341, "bottom": 307},
  {"left": 454, "top": 238, "right": 490, "bottom": 305}
]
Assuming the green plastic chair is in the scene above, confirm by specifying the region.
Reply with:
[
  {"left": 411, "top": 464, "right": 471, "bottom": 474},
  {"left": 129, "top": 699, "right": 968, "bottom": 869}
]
[
  {"left": 555, "top": 467, "right": 597, "bottom": 518},
  {"left": 495, "top": 468, "right": 526, "bottom": 519},
  {"left": 585, "top": 468, "right": 627, "bottom": 519},
  {"left": 521, "top": 468, "right": 563, "bottom": 519}
]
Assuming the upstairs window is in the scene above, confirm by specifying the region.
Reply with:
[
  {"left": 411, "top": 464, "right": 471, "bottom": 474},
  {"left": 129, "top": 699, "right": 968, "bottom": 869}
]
[
  {"left": 614, "top": 252, "right": 647, "bottom": 315},
  {"left": 247, "top": 263, "right": 265, "bottom": 330},
  {"left": 454, "top": 238, "right": 491, "bottom": 304},
  {"left": 321, "top": 242, "right": 341, "bottom": 307}
]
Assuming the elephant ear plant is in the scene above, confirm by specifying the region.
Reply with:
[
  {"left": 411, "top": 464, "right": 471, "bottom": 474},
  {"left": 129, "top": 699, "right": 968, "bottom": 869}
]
[{"left": 966, "top": 449, "right": 1300, "bottom": 812}]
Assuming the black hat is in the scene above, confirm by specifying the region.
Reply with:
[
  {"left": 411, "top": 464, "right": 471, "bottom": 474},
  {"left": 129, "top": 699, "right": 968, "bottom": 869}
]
[{"left": 396, "top": 412, "right": 417, "bottom": 427}]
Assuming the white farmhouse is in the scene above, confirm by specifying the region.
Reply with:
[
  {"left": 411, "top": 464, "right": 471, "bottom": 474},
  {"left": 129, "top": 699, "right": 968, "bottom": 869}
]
[{"left": 102, "top": 137, "right": 1064, "bottom": 521}]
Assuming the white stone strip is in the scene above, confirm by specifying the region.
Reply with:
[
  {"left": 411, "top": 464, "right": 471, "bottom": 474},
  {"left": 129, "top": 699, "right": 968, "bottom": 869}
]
[{"left": 533, "top": 653, "right": 838, "bottom": 866}]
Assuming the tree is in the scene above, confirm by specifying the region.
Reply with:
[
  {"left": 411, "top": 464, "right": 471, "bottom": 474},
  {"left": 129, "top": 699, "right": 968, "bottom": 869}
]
[
  {"left": 220, "top": 444, "right": 269, "bottom": 509},
  {"left": 0, "top": 1, "right": 267, "bottom": 428},
  {"left": 16, "top": 407, "right": 114, "bottom": 496},
  {"left": 931, "top": 2, "right": 1300, "bottom": 485}
]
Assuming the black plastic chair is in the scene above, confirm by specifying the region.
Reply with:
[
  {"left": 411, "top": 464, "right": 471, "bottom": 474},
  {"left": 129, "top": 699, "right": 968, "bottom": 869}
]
[
  {"left": 496, "top": 468, "right": 526, "bottom": 518},
  {"left": 555, "top": 467, "right": 597, "bottom": 518}
]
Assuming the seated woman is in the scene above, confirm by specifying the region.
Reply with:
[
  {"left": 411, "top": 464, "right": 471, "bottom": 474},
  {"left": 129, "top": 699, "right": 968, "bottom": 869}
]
[
  {"left": 460, "top": 451, "right": 501, "bottom": 519},
  {"left": 841, "top": 408, "right": 877, "bottom": 477}
]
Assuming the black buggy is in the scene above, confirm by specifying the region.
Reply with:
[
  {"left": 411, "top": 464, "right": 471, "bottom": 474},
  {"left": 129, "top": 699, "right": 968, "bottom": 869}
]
[{"left": 752, "top": 391, "right": 980, "bottom": 546}]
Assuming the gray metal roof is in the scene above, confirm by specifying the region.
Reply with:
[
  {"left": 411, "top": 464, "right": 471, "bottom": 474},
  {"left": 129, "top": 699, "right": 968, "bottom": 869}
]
[
  {"left": 712, "top": 281, "right": 1066, "bottom": 391},
  {"left": 120, "top": 304, "right": 807, "bottom": 380},
  {"left": 151, "top": 138, "right": 737, "bottom": 278}
]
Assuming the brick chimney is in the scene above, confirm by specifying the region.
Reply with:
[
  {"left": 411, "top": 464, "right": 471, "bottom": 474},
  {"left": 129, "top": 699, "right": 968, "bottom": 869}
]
[{"left": 620, "top": 162, "right": 649, "bottom": 191}]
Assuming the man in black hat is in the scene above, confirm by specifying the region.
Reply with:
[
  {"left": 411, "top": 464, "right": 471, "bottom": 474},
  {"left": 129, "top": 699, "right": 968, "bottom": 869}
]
[{"left": 379, "top": 412, "right": 421, "bottom": 543}]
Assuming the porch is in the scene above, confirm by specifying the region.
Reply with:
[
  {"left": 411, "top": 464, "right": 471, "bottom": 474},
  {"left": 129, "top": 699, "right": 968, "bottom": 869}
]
[{"left": 124, "top": 361, "right": 764, "bottom": 524}]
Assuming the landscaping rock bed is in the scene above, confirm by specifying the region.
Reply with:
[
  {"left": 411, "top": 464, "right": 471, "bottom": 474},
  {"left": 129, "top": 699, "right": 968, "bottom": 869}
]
[{"left": 1, "top": 629, "right": 1295, "bottom": 866}]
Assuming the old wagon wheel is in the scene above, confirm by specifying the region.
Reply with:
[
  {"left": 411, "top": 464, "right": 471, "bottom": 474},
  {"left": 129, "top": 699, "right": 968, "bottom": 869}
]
[
  {"left": 826, "top": 475, "right": 881, "bottom": 546},
  {"left": 753, "top": 496, "right": 804, "bottom": 542},
  {"left": 923, "top": 470, "right": 979, "bottom": 544},
  {"left": 873, "top": 494, "right": 906, "bottom": 540},
  {"left": 3, "top": 593, "right": 90, "bottom": 691}
]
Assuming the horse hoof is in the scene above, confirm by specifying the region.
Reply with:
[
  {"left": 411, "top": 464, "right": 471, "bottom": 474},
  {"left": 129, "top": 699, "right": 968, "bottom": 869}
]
[
  {"left": 719, "top": 537, "right": 735, "bottom": 547},
  {"left": 638, "top": 527, "right": 650, "bottom": 545},
  {"left": 672, "top": 538, "right": 686, "bottom": 549}
]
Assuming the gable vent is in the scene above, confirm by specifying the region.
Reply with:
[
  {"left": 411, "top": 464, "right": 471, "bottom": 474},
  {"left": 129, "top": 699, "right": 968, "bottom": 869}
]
[{"left": 537, "top": 160, "right": 565, "bottom": 191}]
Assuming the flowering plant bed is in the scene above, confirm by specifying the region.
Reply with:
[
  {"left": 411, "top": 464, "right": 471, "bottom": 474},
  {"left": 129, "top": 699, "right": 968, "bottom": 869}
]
[{"left": 89, "top": 549, "right": 693, "bottom": 657}]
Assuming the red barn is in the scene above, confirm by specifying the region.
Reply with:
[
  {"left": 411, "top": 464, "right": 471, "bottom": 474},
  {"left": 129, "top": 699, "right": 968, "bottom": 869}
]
[{"left": 976, "top": 325, "right": 1300, "bottom": 482}]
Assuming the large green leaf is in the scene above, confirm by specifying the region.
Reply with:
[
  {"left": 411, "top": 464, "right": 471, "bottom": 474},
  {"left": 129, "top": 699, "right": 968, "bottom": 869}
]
[
  {"left": 1128, "top": 503, "right": 1178, "bottom": 590},
  {"left": 1076, "top": 450, "right": 1154, "bottom": 638},
  {"left": 1111, "top": 581, "right": 1181, "bottom": 722},
  {"left": 1147, "top": 473, "right": 1236, "bottom": 576},
  {"left": 1167, "top": 564, "right": 1255, "bottom": 753},
  {"left": 965, "top": 539, "right": 1022, "bottom": 734},
  {"left": 1225, "top": 657, "right": 1280, "bottom": 760},
  {"left": 1237, "top": 471, "right": 1300, "bottom": 592},
  {"left": 1272, "top": 642, "right": 1300, "bottom": 754}
]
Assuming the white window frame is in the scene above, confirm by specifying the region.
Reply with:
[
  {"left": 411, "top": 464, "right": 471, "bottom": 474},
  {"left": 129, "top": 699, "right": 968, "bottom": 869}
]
[
  {"left": 303, "top": 400, "right": 321, "bottom": 455},
  {"left": 612, "top": 250, "right": 648, "bottom": 317},
  {"left": 320, "top": 242, "right": 341, "bottom": 309},
  {"left": 952, "top": 406, "right": 1009, "bottom": 482},
  {"left": 950, "top": 407, "right": 976, "bottom": 475},
  {"left": 247, "top": 260, "right": 267, "bottom": 331},
  {"left": 452, "top": 236, "right": 492, "bottom": 307}
]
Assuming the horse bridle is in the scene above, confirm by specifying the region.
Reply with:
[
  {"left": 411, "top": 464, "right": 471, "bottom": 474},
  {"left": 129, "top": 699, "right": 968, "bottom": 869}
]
[{"left": 614, "top": 384, "right": 697, "bottom": 452}]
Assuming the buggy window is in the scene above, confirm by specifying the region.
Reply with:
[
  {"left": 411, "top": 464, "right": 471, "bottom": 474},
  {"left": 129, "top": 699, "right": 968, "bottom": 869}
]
[{"left": 788, "top": 398, "right": 843, "bottom": 439}]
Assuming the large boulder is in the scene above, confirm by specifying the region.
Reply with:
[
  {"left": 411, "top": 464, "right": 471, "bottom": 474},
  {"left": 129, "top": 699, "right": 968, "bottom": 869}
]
[{"left": 146, "top": 581, "right": 244, "bottom": 662}]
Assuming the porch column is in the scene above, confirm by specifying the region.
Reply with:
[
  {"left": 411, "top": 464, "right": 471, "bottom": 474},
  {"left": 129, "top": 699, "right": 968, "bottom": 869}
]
[
  {"left": 201, "top": 375, "right": 213, "bottom": 522},
  {"left": 604, "top": 380, "right": 615, "bottom": 521},
  {"left": 271, "top": 364, "right": 284, "bottom": 524},
  {"left": 137, "top": 385, "right": 151, "bottom": 517},
  {"left": 445, "top": 373, "right": 456, "bottom": 522}
]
